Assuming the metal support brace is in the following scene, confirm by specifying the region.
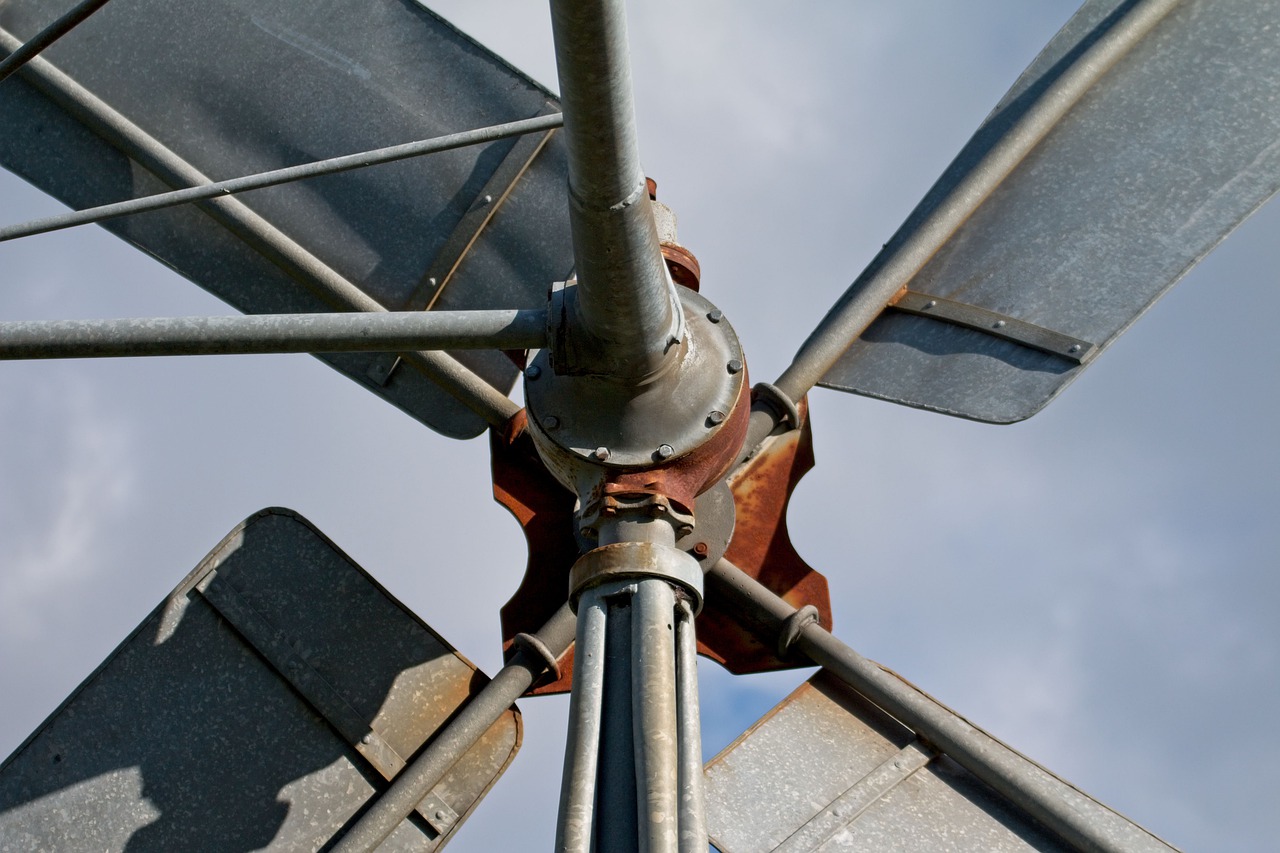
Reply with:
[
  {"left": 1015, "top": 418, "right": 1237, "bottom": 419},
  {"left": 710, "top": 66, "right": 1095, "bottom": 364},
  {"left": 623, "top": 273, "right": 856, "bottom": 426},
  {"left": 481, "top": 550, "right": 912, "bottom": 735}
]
[
  {"left": 556, "top": 537, "right": 708, "bottom": 853},
  {"left": 707, "top": 558, "right": 1177, "bottom": 853},
  {"left": 331, "top": 604, "right": 577, "bottom": 853}
]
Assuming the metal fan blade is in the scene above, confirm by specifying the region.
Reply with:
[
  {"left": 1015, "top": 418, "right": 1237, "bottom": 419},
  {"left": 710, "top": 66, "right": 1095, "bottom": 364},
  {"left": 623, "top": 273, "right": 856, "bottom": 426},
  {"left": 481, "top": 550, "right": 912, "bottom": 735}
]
[
  {"left": 783, "top": 0, "right": 1280, "bottom": 423},
  {"left": 0, "top": 509, "right": 522, "bottom": 851},
  {"left": 0, "top": 0, "right": 573, "bottom": 438}
]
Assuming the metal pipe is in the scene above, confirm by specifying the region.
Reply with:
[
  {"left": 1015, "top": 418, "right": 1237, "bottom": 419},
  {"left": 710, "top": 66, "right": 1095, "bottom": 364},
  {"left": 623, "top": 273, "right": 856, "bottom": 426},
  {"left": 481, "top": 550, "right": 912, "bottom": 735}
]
[
  {"left": 631, "top": 579, "right": 679, "bottom": 853},
  {"left": 772, "top": 0, "right": 1179, "bottom": 402},
  {"left": 0, "top": 309, "right": 546, "bottom": 360},
  {"left": 0, "top": 114, "right": 563, "bottom": 243},
  {"left": 331, "top": 603, "right": 577, "bottom": 853},
  {"left": 707, "top": 558, "right": 1172, "bottom": 853},
  {"left": 674, "top": 598, "right": 707, "bottom": 853},
  {"left": 0, "top": 0, "right": 112, "bottom": 85},
  {"left": 548, "top": 0, "right": 679, "bottom": 381},
  {"left": 0, "top": 27, "right": 519, "bottom": 426},
  {"left": 555, "top": 588, "right": 609, "bottom": 853},
  {"left": 597, "top": 588, "right": 639, "bottom": 853}
]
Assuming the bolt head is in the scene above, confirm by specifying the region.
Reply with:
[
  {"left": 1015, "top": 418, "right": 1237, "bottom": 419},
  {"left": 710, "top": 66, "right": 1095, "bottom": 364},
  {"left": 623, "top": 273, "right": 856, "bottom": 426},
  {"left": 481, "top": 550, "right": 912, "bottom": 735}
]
[
  {"left": 693, "top": 542, "right": 709, "bottom": 557},
  {"left": 525, "top": 364, "right": 542, "bottom": 380},
  {"left": 1068, "top": 344, "right": 1082, "bottom": 353},
  {"left": 707, "top": 309, "right": 724, "bottom": 323},
  {"left": 434, "top": 809, "right": 448, "bottom": 821},
  {"left": 543, "top": 415, "right": 560, "bottom": 430},
  {"left": 657, "top": 443, "right": 675, "bottom": 459},
  {"left": 361, "top": 734, "right": 372, "bottom": 745},
  {"left": 708, "top": 410, "right": 726, "bottom": 425},
  {"left": 993, "top": 320, "right": 1006, "bottom": 329},
  {"left": 593, "top": 446, "right": 610, "bottom": 461},
  {"left": 727, "top": 358, "right": 744, "bottom": 374}
]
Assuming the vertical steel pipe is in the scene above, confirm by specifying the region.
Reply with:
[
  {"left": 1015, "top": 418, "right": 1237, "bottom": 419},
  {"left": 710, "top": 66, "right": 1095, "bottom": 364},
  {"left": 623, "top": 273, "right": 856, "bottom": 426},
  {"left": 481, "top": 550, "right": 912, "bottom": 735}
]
[
  {"left": 597, "top": 591, "right": 638, "bottom": 852},
  {"left": 555, "top": 589, "right": 609, "bottom": 853},
  {"left": 548, "top": 0, "right": 680, "bottom": 381},
  {"left": 631, "top": 579, "right": 679, "bottom": 853},
  {"left": 674, "top": 599, "right": 707, "bottom": 853}
]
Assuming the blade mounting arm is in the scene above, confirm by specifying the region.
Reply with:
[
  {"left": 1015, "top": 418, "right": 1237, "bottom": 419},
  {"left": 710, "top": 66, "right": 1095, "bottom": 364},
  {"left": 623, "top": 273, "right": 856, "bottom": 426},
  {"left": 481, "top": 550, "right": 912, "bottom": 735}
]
[{"left": 0, "top": 309, "right": 547, "bottom": 360}]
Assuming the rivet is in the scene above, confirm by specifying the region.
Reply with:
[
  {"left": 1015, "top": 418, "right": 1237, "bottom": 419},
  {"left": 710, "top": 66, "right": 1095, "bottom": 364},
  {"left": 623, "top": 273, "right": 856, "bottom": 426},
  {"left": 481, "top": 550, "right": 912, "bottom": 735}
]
[
  {"left": 593, "top": 446, "right": 610, "bottom": 461},
  {"left": 693, "top": 542, "right": 709, "bottom": 557},
  {"left": 727, "top": 358, "right": 744, "bottom": 374},
  {"left": 525, "top": 364, "right": 542, "bottom": 380},
  {"left": 428, "top": 276, "right": 438, "bottom": 288},
  {"left": 482, "top": 194, "right": 493, "bottom": 204},
  {"left": 434, "top": 809, "right": 448, "bottom": 821},
  {"left": 657, "top": 443, "right": 675, "bottom": 459},
  {"left": 708, "top": 410, "right": 726, "bottom": 425},
  {"left": 361, "top": 734, "right": 372, "bottom": 745},
  {"left": 543, "top": 415, "right": 560, "bottom": 430},
  {"left": 926, "top": 299, "right": 937, "bottom": 308},
  {"left": 707, "top": 309, "right": 724, "bottom": 323},
  {"left": 993, "top": 320, "right": 1006, "bottom": 329},
  {"left": 1069, "top": 344, "right": 1082, "bottom": 353}
]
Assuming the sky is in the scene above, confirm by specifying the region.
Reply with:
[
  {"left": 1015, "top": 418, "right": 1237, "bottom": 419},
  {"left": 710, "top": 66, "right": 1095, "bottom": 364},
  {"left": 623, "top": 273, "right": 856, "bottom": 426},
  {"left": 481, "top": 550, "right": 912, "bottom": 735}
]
[{"left": 2, "top": 1, "right": 1279, "bottom": 851}]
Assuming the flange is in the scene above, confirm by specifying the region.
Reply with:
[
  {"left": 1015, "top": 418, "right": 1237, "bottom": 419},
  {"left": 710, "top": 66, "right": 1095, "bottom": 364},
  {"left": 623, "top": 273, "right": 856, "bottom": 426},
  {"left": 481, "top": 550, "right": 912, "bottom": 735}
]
[{"left": 524, "top": 286, "right": 747, "bottom": 490}]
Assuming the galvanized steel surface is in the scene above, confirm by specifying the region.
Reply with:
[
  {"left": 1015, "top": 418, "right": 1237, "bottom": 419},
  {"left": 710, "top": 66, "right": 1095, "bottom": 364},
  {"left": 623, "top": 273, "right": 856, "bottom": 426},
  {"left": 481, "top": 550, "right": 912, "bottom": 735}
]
[
  {"left": 0, "top": 0, "right": 573, "bottom": 438},
  {"left": 814, "top": 0, "right": 1280, "bottom": 422},
  {"left": 0, "top": 508, "right": 521, "bottom": 851},
  {"left": 706, "top": 673, "right": 1069, "bottom": 853}
]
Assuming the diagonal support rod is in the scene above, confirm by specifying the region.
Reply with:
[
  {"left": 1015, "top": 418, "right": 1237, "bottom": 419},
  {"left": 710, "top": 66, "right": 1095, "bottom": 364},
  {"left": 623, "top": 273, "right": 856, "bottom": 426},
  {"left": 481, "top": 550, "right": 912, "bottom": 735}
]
[
  {"left": 0, "top": 309, "right": 546, "bottom": 359},
  {"left": 0, "top": 0, "right": 112, "bottom": 85},
  {"left": 0, "top": 113, "right": 564, "bottom": 243}
]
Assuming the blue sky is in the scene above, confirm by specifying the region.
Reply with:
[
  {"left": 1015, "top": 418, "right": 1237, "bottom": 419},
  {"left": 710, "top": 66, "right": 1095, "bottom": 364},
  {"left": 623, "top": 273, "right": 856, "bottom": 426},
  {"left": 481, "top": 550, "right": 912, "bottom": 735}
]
[{"left": 2, "top": 2, "right": 1278, "bottom": 850}]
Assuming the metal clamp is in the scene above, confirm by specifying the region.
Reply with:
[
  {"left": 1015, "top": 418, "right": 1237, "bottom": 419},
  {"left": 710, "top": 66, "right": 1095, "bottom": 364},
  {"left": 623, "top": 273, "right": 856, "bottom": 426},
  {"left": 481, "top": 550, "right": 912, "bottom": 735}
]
[
  {"left": 777, "top": 604, "right": 820, "bottom": 659},
  {"left": 753, "top": 382, "right": 801, "bottom": 431},
  {"left": 569, "top": 541, "right": 704, "bottom": 613}
]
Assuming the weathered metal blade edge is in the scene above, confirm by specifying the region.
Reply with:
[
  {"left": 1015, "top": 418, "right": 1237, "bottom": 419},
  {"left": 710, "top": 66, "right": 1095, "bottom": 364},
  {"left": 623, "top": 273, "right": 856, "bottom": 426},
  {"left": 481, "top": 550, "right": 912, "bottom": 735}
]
[{"left": 820, "top": 0, "right": 1280, "bottom": 424}]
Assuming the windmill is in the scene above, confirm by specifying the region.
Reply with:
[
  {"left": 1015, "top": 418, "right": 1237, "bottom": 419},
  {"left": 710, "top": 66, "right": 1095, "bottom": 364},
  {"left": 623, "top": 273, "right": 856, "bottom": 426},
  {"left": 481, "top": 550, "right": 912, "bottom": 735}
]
[{"left": 1, "top": 0, "right": 1278, "bottom": 850}]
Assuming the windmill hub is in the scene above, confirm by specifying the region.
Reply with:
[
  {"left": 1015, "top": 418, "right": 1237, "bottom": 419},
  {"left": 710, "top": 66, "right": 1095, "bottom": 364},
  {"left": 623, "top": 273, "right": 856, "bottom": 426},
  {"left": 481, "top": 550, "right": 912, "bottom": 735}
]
[{"left": 523, "top": 284, "right": 749, "bottom": 542}]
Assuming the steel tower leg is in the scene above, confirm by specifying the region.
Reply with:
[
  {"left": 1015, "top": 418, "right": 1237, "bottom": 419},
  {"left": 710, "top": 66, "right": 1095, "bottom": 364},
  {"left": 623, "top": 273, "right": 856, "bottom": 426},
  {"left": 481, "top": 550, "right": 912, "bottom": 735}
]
[{"left": 556, "top": 539, "right": 707, "bottom": 853}]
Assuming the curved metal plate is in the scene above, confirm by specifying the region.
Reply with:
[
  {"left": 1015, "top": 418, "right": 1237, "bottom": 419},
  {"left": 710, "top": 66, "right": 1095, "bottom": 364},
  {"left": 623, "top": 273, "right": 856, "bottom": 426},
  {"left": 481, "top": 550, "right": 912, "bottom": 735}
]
[
  {"left": 820, "top": 0, "right": 1280, "bottom": 423},
  {"left": 0, "top": 0, "right": 572, "bottom": 438}
]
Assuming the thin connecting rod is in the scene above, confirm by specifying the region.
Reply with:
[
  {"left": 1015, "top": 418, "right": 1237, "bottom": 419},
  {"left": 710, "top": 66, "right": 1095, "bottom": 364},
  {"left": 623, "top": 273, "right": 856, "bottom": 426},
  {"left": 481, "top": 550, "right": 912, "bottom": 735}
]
[
  {"left": 548, "top": 0, "right": 679, "bottom": 381},
  {"left": 0, "top": 114, "right": 564, "bottom": 243},
  {"left": 0, "top": 0, "right": 112, "bottom": 85},
  {"left": 0, "top": 27, "right": 518, "bottom": 426},
  {"left": 772, "top": 0, "right": 1179, "bottom": 403},
  {"left": 555, "top": 589, "right": 609, "bottom": 853},
  {"left": 332, "top": 604, "right": 578, "bottom": 853},
  {"left": 674, "top": 598, "right": 707, "bottom": 853},
  {"left": 707, "top": 558, "right": 1174, "bottom": 853},
  {"left": 0, "top": 309, "right": 546, "bottom": 359},
  {"left": 632, "top": 579, "right": 680, "bottom": 853}
]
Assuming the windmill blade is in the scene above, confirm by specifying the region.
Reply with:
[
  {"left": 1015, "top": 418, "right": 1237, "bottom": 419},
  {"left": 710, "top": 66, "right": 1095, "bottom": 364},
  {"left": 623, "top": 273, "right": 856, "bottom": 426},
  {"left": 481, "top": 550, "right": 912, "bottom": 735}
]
[
  {"left": 781, "top": 0, "right": 1280, "bottom": 424},
  {"left": 0, "top": 0, "right": 573, "bottom": 438}
]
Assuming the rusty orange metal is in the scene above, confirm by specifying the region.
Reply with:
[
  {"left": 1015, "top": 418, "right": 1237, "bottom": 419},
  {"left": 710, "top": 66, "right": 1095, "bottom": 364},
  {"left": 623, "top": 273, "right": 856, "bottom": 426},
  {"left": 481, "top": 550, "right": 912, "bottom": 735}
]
[
  {"left": 696, "top": 395, "right": 833, "bottom": 672},
  {"left": 491, "top": 393, "right": 832, "bottom": 696}
]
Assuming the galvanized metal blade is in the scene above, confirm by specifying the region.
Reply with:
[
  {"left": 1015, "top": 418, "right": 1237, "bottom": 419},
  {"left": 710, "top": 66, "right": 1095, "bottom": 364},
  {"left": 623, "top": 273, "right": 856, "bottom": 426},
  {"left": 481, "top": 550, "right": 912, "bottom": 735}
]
[
  {"left": 0, "top": 508, "right": 521, "bottom": 851},
  {"left": 789, "top": 0, "right": 1280, "bottom": 423},
  {"left": 0, "top": 0, "right": 574, "bottom": 438}
]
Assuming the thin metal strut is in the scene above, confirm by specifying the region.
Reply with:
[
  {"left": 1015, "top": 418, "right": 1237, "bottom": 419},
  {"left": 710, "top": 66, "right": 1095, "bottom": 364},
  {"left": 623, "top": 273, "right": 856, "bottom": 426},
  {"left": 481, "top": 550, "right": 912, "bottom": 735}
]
[
  {"left": 0, "top": 310, "right": 547, "bottom": 360},
  {"left": 0, "top": 114, "right": 564, "bottom": 243},
  {"left": 0, "top": 0, "right": 112, "bottom": 85}
]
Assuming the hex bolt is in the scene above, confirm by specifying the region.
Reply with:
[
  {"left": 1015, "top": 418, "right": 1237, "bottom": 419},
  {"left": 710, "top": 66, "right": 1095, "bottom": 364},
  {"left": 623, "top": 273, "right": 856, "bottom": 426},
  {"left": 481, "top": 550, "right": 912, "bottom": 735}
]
[
  {"left": 707, "top": 309, "right": 724, "bottom": 323},
  {"left": 727, "top": 358, "right": 744, "bottom": 374},
  {"left": 525, "top": 364, "right": 542, "bottom": 380},
  {"left": 708, "top": 410, "right": 726, "bottom": 425},
  {"left": 693, "top": 542, "right": 709, "bottom": 558},
  {"left": 543, "top": 415, "right": 560, "bottom": 431},
  {"left": 657, "top": 443, "right": 676, "bottom": 459},
  {"left": 593, "top": 446, "right": 610, "bottom": 461}
]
